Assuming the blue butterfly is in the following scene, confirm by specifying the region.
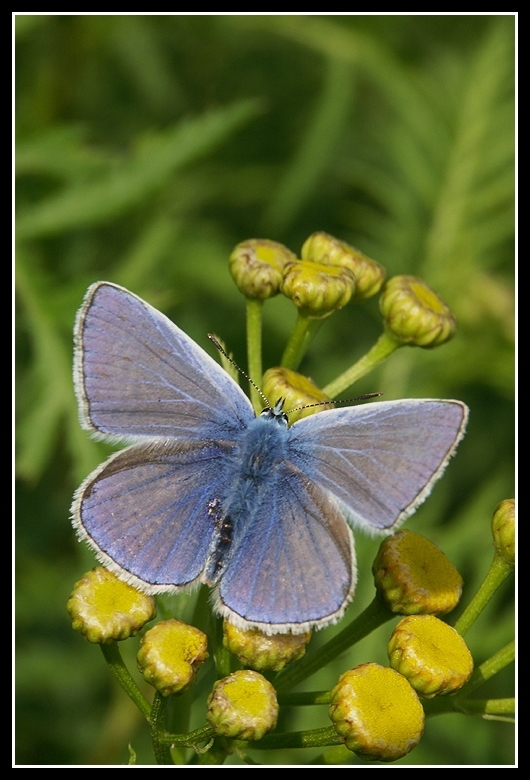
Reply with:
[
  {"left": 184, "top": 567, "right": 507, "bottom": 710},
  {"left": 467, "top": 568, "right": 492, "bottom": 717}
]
[{"left": 71, "top": 282, "right": 468, "bottom": 635}]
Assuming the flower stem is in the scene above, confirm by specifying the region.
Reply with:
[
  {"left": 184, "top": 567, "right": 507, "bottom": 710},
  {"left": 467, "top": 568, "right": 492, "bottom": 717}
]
[
  {"left": 275, "top": 596, "right": 393, "bottom": 693},
  {"left": 280, "top": 314, "right": 322, "bottom": 370},
  {"left": 322, "top": 331, "right": 401, "bottom": 398},
  {"left": 277, "top": 690, "right": 330, "bottom": 706},
  {"left": 457, "top": 640, "right": 515, "bottom": 697},
  {"left": 100, "top": 642, "right": 151, "bottom": 720},
  {"left": 212, "top": 616, "right": 232, "bottom": 679},
  {"left": 454, "top": 554, "right": 514, "bottom": 636},
  {"left": 246, "top": 298, "right": 264, "bottom": 414},
  {"left": 257, "top": 725, "right": 343, "bottom": 751},
  {"left": 150, "top": 692, "right": 173, "bottom": 764}
]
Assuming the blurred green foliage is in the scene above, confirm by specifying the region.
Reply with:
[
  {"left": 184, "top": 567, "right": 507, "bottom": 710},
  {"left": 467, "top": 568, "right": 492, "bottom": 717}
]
[{"left": 15, "top": 14, "right": 514, "bottom": 765}]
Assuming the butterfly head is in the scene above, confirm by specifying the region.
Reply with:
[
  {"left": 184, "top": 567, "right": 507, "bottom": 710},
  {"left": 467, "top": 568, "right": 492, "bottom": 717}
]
[{"left": 259, "top": 399, "right": 289, "bottom": 427}]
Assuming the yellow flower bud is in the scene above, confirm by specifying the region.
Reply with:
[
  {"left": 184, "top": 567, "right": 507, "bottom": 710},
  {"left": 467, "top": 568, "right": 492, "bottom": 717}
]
[
  {"left": 372, "top": 530, "right": 463, "bottom": 615},
  {"left": 206, "top": 670, "right": 279, "bottom": 741},
  {"left": 223, "top": 620, "right": 312, "bottom": 672},
  {"left": 66, "top": 567, "right": 156, "bottom": 644},
  {"left": 379, "top": 275, "right": 457, "bottom": 348},
  {"left": 261, "top": 366, "right": 333, "bottom": 423},
  {"left": 137, "top": 619, "right": 208, "bottom": 697},
  {"left": 229, "top": 239, "right": 296, "bottom": 299},
  {"left": 329, "top": 663, "right": 424, "bottom": 761},
  {"left": 281, "top": 260, "right": 355, "bottom": 318},
  {"left": 388, "top": 615, "right": 474, "bottom": 698},
  {"left": 491, "top": 499, "right": 515, "bottom": 567},
  {"left": 301, "top": 231, "right": 386, "bottom": 302}
]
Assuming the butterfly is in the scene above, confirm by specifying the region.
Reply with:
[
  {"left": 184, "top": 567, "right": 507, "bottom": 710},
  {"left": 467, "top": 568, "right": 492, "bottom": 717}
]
[{"left": 71, "top": 282, "right": 468, "bottom": 635}]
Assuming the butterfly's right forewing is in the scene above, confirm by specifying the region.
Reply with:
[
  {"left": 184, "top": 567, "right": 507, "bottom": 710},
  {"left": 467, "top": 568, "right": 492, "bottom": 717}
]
[{"left": 289, "top": 399, "right": 468, "bottom": 533}]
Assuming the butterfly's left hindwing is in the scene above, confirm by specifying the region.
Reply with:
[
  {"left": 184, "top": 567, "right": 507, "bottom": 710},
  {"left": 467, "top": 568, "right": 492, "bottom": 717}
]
[{"left": 72, "top": 439, "right": 236, "bottom": 593}]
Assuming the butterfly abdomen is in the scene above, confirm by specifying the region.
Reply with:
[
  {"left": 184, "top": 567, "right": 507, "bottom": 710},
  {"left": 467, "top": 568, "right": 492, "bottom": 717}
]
[{"left": 203, "top": 416, "right": 292, "bottom": 583}]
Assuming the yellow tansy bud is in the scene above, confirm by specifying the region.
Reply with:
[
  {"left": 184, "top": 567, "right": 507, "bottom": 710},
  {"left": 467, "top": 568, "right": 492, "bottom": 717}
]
[
  {"left": 373, "top": 530, "right": 463, "bottom": 616},
  {"left": 491, "top": 499, "right": 515, "bottom": 567},
  {"left": 388, "top": 615, "right": 474, "bottom": 698},
  {"left": 281, "top": 260, "right": 356, "bottom": 318},
  {"left": 379, "top": 275, "right": 457, "bottom": 348},
  {"left": 66, "top": 567, "right": 156, "bottom": 644},
  {"left": 301, "top": 231, "right": 386, "bottom": 302},
  {"left": 206, "top": 670, "right": 279, "bottom": 741},
  {"left": 261, "top": 367, "right": 333, "bottom": 423},
  {"left": 329, "top": 663, "right": 424, "bottom": 761},
  {"left": 137, "top": 619, "right": 208, "bottom": 697},
  {"left": 229, "top": 239, "right": 296, "bottom": 299},
  {"left": 223, "top": 620, "right": 312, "bottom": 672}
]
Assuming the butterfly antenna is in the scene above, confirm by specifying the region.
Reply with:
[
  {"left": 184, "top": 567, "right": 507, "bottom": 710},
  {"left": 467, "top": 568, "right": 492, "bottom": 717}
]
[
  {"left": 286, "top": 392, "right": 383, "bottom": 415},
  {"left": 208, "top": 334, "right": 270, "bottom": 408}
]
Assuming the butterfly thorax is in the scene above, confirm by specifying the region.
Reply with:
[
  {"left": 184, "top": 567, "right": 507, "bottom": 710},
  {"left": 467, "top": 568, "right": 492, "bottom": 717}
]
[{"left": 232, "top": 412, "right": 291, "bottom": 483}]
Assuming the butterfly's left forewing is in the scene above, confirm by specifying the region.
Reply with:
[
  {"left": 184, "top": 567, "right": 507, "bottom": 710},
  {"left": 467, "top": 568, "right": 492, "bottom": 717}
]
[
  {"left": 288, "top": 399, "right": 468, "bottom": 534},
  {"left": 74, "top": 282, "right": 254, "bottom": 443}
]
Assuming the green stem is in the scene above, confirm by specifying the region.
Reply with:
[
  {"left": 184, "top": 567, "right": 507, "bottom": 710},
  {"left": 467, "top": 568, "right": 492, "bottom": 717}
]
[
  {"left": 158, "top": 724, "right": 215, "bottom": 747},
  {"left": 280, "top": 314, "right": 322, "bottom": 370},
  {"left": 422, "top": 694, "right": 515, "bottom": 719},
  {"left": 457, "top": 640, "right": 515, "bottom": 698},
  {"left": 275, "top": 596, "right": 393, "bottom": 693},
  {"left": 458, "top": 698, "right": 515, "bottom": 718},
  {"left": 454, "top": 554, "right": 514, "bottom": 636},
  {"left": 322, "top": 331, "right": 401, "bottom": 399},
  {"left": 150, "top": 692, "right": 172, "bottom": 765},
  {"left": 100, "top": 642, "right": 151, "bottom": 720},
  {"left": 246, "top": 298, "right": 264, "bottom": 414},
  {"left": 278, "top": 690, "right": 330, "bottom": 706},
  {"left": 257, "top": 726, "right": 342, "bottom": 751},
  {"left": 196, "top": 737, "right": 231, "bottom": 764},
  {"left": 212, "top": 616, "right": 232, "bottom": 679}
]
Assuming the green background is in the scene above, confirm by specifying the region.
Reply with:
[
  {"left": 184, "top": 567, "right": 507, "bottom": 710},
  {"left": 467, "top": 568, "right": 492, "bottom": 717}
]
[{"left": 16, "top": 14, "right": 515, "bottom": 765}]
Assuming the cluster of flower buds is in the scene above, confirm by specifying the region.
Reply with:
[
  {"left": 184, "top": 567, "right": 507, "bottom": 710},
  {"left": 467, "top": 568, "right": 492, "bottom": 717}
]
[
  {"left": 229, "top": 233, "right": 386, "bottom": 319},
  {"left": 230, "top": 233, "right": 456, "bottom": 352},
  {"left": 328, "top": 530, "right": 474, "bottom": 761}
]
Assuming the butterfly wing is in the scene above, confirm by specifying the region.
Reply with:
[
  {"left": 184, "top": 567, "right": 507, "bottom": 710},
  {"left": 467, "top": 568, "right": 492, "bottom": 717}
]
[
  {"left": 288, "top": 399, "right": 468, "bottom": 533},
  {"left": 74, "top": 282, "right": 254, "bottom": 442},
  {"left": 72, "top": 439, "right": 236, "bottom": 592},
  {"left": 215, "top": 461, "right": 356, "bottom": 634},
  {"left": 72, "top": 281, "right": 254, "bottom": 591}
]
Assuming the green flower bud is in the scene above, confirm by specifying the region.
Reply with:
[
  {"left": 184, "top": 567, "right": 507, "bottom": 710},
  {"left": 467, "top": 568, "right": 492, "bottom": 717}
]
[
  {"left": 379, "top": 275, "right": 457, "bottom": 348},
  {"left": 261, "top": 366, "right": 333, "bottom": 423},
  {"left": 137, "top": 619, "right": 208, "bottom": 697},
  {"left": 229, "top": 239, "right": 296, "bottom": 299},
  {"left": 66, "top": 567, "right": 156, "bottom": 644},
  {"left": 223, "top": 620, "right": 312, "bottom": 672},
  {"left": 491, "top": 499, "right": 515, "bottom": 567},
  {"left": 281, "top": 260, "right": 356, "bottom": 318},
  {"left": 206, "top": 670, "right": 279, "bottom": 741},
  {"left": 388, "top": 615, "right": 474, "bottom": 698},
  {"left": 301, "top": 231, "right": 386, "bottom": 302},
  {"left": 372, "top": 530, "right": 463, "bottom": 616},
  {"left": 329, "top": 663, "right": 424, "bottom": 761}
]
